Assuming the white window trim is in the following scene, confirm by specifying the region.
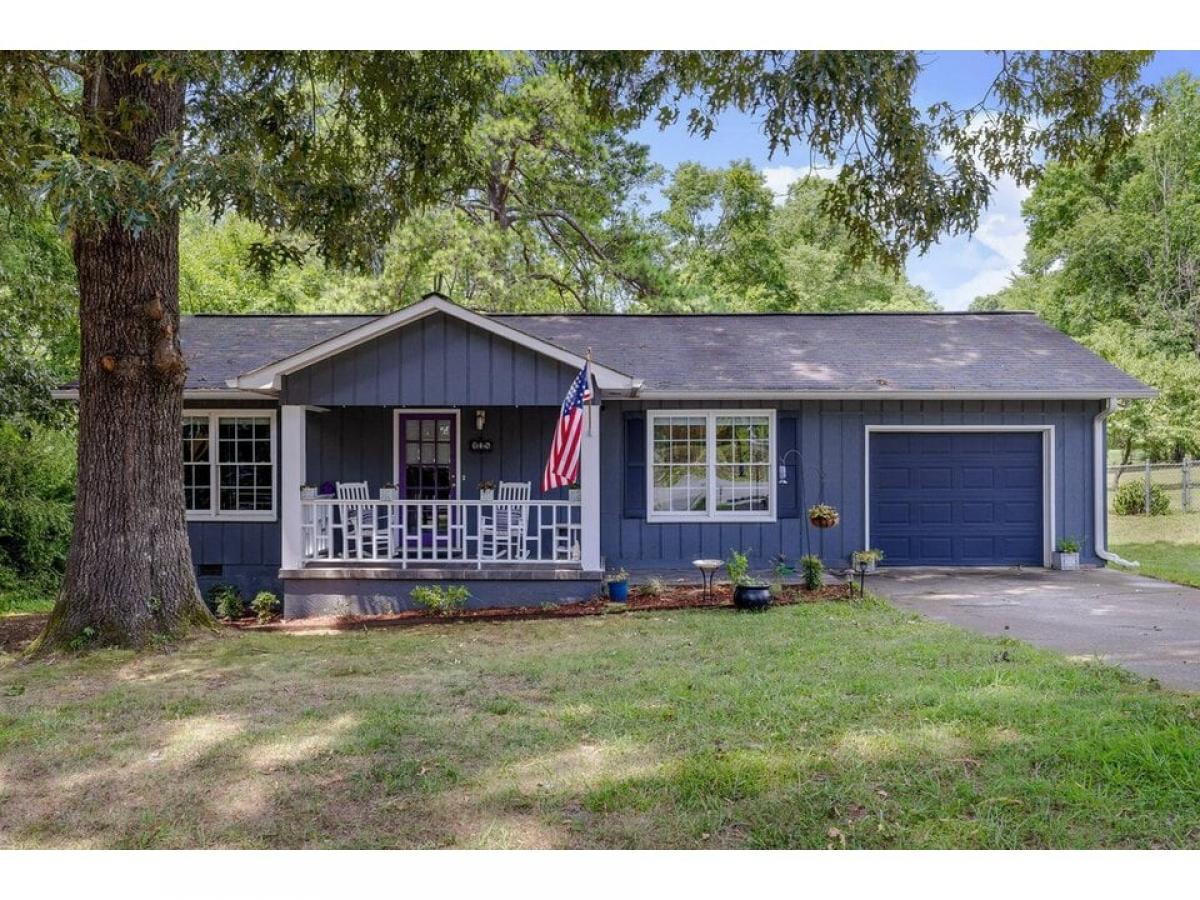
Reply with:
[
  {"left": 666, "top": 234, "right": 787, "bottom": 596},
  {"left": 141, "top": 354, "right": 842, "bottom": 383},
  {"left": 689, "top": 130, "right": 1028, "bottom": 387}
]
[
  {"left": 646, "top": 409, "right": 777, "bottom": 524},
  {"left": 184, "top": 409, "right": 278, "bottom": 523},
  {"left": 862, "top": 425, "right": 1055, "bottom": 568}
]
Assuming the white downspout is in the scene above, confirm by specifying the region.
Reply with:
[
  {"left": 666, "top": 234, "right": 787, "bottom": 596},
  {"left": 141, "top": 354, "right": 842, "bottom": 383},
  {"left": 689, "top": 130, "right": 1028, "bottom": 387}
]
[{"left": 1093, "top": 398, "right": 1139, "bottom": 568}]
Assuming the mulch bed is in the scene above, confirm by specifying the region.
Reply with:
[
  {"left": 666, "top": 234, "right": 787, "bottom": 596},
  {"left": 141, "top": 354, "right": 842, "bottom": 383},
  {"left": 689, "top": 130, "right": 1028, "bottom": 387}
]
[
  {"left": 233, "top": 582, "right": 855, "bottom": 634},
  {"left": 1, "top": 584, "right": 858, "bottom": 648},
  {"left": 0, "top": 614, "right": 49, "bottom": 654}
]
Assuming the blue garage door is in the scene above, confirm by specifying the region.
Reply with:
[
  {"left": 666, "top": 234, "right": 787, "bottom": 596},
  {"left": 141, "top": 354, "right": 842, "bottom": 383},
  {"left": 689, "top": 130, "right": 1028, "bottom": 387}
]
[{"left": 869, "top": 431, "right": 1043, "bottom": 566}]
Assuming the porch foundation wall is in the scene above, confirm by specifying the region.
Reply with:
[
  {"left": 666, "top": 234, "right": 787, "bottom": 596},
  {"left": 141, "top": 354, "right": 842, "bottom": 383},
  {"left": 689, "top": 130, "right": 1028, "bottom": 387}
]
[{"left": 283, "top": 575, "right": 603, "bottom": 619}]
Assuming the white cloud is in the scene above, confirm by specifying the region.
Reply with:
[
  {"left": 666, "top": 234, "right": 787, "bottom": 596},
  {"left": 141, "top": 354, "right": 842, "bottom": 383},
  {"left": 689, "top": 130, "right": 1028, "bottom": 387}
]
[
  {"left": 909, "top": 174, "right": 1031, "bottom": 311},
  {"left": 761, "top": 164, "right": 838, "bottom": 203}
]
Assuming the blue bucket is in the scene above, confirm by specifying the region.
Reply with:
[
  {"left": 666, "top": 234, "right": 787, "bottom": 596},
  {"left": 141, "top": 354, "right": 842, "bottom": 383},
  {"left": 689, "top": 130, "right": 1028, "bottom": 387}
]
[{"left": 607, "top": 579, "right": 629, "bottom": 602}]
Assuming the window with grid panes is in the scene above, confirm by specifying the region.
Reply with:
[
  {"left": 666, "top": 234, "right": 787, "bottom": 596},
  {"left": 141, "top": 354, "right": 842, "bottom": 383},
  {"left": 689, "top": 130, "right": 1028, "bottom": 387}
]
[{"left": 648, "top": 411, "right": 774, "bottom": 521}]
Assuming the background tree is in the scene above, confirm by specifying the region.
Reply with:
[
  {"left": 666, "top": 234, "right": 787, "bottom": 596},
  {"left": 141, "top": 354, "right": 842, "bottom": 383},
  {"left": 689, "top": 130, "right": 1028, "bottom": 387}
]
[
  {"left": 640, "top": 163, "right": 935, "bottom": 312},
  {"left": 972, "top": 75, "right": 1200, "bottom": 462}
]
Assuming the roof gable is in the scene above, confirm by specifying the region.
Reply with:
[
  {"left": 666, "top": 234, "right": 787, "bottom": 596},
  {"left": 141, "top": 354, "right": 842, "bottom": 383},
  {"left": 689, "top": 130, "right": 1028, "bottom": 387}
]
[{"left": 230, "top": 294, "right": 635, "bottom": 393}]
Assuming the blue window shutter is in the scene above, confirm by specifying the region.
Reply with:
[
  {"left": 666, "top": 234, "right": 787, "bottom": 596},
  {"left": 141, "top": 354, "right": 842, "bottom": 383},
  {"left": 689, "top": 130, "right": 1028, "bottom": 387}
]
[
  {"left": 778, "top": 414, "right": 800, "bottom": 518},
  {"left": 623, "top": 412, "right": 646, "bottom": 518}
]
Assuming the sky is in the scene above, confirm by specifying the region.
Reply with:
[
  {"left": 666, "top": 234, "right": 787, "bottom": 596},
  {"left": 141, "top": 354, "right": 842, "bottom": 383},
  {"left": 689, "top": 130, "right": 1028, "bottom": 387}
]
[{"left": 632, "top": 51, "right": 1200, "bottom": 310}]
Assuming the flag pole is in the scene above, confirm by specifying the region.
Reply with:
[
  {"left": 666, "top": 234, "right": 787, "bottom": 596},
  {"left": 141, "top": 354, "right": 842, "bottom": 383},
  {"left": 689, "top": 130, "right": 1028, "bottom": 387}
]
[{"left": 585, "top": 347, "right": 593, "bottom": 435}]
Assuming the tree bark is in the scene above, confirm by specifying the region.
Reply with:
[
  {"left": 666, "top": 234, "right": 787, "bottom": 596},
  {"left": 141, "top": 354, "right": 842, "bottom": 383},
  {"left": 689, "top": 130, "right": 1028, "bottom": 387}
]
[{"left": 35, "top": 53, "right": 213, "bottom": 651}]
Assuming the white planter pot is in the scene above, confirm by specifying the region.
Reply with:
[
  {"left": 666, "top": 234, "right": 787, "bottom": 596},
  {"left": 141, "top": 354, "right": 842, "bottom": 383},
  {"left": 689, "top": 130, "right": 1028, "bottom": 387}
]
[
  {"left": 1053, "top": 551, "right": 1080, "bottom": 571},
  {"left": 568, "top": 488, "right": 582, "bottom": 503},
  {"left": 479, "top": 489, "right": 495, "bottom": 502},
  {"left": 379, "top": 487, "right": 399, "bottom": 502},
  {"left": 300, "top": 486, "right": 318, "bottom": 501},
  {"left": 854, "top": 559, "right": 877, "bottom": 574}
]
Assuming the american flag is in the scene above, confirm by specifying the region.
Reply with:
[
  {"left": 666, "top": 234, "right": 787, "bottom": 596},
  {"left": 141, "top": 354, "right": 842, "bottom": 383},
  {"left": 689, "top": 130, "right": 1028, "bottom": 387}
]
[{"left": 541, "top": 360, "right": 592, "bottom": 492}]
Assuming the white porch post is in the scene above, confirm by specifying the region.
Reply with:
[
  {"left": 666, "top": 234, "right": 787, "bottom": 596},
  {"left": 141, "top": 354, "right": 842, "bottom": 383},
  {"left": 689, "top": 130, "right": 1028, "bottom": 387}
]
[
  {"left": 581, "top": 404, "right": 601, "bottom": 572},
  {"left": 280, "top": 404, "right": 307, "bottom": 570}
]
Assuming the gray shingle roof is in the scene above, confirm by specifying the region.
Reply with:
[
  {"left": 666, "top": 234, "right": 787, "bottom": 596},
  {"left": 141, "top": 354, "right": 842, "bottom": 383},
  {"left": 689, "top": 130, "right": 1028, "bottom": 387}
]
[{"left": 172, "top": 309, "right": 1152, "bottom": 398}]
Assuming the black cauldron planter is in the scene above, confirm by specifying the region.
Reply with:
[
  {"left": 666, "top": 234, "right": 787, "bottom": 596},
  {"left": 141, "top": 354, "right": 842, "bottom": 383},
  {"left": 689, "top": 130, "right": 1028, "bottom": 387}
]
[{"left": 733, "top": 583, "right": 773, "bottom": 611}]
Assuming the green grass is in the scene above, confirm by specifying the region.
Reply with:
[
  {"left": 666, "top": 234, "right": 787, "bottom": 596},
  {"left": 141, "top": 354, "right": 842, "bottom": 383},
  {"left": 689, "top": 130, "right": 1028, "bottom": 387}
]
[
  {"left": 1110, "top": 511, "right": 1200, "bottom": 589},
  {"left": 0, "top": 571, "right": 58, "bottom": 616},
  {"left": 3, "top": 600, "right": 1200, "bottom": 848}
]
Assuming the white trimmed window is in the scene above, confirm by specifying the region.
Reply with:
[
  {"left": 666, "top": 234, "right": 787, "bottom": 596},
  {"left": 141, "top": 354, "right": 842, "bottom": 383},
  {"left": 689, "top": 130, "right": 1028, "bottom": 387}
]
[
  {"left": 647, "top": 410, "right": 775, "bottom": 522},
  {"left": 182, "top": 410, "right": 277, "bottom": 521}
]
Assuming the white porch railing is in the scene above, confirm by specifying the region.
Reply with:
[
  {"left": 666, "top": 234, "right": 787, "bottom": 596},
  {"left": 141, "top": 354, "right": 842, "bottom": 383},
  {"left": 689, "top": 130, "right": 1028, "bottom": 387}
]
[{"left": 300, "top": 498, "right": 582, "bottom": 567}]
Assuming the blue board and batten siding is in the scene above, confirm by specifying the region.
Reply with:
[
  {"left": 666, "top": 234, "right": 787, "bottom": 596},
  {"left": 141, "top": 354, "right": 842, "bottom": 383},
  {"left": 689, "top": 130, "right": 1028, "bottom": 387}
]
[
  {"left": 183, "top": 400, "right": 282, "bottom": 601},
  {"left": 281, "top": 311, "right": 579, "bottom": 407},
  {"left": 601, "top": 398, "right": 1104, "bottom": 571}
]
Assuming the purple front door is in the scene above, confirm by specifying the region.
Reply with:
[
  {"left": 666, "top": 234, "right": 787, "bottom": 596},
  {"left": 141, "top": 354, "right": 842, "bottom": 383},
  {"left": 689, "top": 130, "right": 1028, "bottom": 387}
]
[
  {"left": 397, "top": 413, "right": 457, "bottom": 555},
  {"left": 398, "top": 413, "right": 457, "bottom": 500}
]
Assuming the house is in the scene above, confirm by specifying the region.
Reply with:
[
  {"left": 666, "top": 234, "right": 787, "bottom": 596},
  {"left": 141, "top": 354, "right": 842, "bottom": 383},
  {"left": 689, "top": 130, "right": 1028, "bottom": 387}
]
[{"left": 58, "top": 293, "right": 1155, "bottom": 618}]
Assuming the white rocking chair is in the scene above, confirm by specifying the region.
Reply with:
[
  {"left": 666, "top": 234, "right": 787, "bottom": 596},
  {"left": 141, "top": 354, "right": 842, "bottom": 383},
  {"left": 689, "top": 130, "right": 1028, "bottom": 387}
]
[
  {"left": 336, "top": 481, "right": 388, "bottom": 560},
  {"left": 480, "top": 481, "right": 531, "bottom": 561}
]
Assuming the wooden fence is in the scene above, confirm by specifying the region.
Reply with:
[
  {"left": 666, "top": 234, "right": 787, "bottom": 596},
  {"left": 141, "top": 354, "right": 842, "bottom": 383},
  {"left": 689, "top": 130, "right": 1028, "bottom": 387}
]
[{"left": 1107, "top": 458, "right": 1195, "bottom": 513}]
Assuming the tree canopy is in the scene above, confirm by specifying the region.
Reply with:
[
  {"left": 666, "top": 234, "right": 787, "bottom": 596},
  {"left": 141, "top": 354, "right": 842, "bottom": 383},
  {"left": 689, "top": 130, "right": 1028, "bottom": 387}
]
[{"left": 971, "top": 75, "right": 1200, "bottom": 461}]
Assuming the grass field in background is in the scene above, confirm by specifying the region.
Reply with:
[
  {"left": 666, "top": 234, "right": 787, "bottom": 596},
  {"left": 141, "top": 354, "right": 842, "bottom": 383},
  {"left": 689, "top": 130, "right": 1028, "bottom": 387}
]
[
  {"left": 1110, "top": 512, "right": 1200, "bottom": 589},
  {"left": 3, "top": 600, "right": 1200, "bottom": 848}
]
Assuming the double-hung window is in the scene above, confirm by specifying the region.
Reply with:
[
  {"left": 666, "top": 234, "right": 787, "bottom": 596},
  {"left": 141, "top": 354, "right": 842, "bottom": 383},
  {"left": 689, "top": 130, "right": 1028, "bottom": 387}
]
[
  {"left": 182, "top": 410, "right": 277, "bottom": 520},
  {"left": 647, "top": 410, "right": 775, "bottom": 522}
]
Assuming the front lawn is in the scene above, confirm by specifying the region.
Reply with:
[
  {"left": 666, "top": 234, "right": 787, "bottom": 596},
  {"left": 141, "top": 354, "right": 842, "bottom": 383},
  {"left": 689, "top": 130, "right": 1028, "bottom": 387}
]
[
  {"left": 1109, "top": 511, "right": 1200, "bottom": 589},
  {"left": 2, "top": 601, "right": 1199, "bottom": 849}
]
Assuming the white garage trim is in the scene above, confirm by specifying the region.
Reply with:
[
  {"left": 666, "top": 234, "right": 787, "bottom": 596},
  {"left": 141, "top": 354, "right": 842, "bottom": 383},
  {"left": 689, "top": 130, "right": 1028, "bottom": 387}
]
[{"left": 863, "top": 425, "right": 1056, "bottom": 568}]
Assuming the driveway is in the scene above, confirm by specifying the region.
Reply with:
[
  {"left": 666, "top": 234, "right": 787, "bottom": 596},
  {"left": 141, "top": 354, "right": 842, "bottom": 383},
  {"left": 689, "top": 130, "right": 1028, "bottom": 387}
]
[{"left": 873, "top": 567, "right": 1200, "bottom": 691}]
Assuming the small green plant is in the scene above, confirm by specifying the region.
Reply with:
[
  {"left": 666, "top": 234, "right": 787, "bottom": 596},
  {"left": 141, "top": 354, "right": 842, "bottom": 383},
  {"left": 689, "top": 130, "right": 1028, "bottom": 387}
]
[
  {"left": 478, "top": 480, "right": 496, "bottom": 492},
  {"left": 208, "top": 584, "right": 245, "bottom": 621},
  {"left": 68, "top": 626, "right": 97, "bottom": 652},
  {"left": 727, "top": 549, "right": 767, "bottom": 587},
  {"left": 606, "top": 567, "right": 628, "bottom": 584},
  {"left": 1113, "top": 480, "right": 1170, "bottom": 516},
  {"left": 640, "top": 577, "right": 665, "bottom": 598},
  {"left": 768, "top": 581, "right": 784, "bottom": 601},
  {"left": 251, "top": 590, "right": 280, "bottom": 624},
  {"left": 800, "top": 554, "right": 824, "bottom": 591},
  {"left": 726, "top": 549, "right": 750, "bottom": 586},
  {"left": 539, "top": 601, "right": 560, "bottom": 612},
  {"left": 852, "top": 548, "right": 884, "bottom": 568},
  {"left": 410, "top": 584, "right": 470, "bottom": 615},
  {"left": 1055, "top": 537, "right": 1081, "bottom": 554}
]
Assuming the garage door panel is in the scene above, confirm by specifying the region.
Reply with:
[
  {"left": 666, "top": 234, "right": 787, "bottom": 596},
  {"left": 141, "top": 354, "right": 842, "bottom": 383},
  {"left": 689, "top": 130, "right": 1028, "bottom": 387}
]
[
  {"left": 870, "top": 431, "right": 1043, "bottom": 566},
  {"left": 919, "top": 467, "right": 953, "bottom": 489}
]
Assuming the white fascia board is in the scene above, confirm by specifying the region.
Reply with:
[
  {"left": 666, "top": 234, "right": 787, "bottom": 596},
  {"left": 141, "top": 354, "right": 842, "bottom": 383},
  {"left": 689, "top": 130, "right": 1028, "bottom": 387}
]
[
  {"left": 230, "top": 293, "right": 636, "bottom": 392},
  {"left": 52, "top": 387, "right": 274, "bottom": 401},
  {"left": 631, "top": 389, "right": 1157, "bottom": 401}
]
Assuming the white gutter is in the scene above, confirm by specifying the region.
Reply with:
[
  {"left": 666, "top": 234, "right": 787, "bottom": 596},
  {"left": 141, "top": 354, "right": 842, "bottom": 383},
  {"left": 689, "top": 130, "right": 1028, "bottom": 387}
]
[{"left": 1094, "top": 398, "right": 1139, "bottom": 569}]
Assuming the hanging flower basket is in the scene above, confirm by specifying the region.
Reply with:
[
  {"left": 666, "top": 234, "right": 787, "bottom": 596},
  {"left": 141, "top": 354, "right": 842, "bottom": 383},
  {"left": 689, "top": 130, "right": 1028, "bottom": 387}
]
[{"left": 808, "top": 504, "right": 840, "bottom": 529}]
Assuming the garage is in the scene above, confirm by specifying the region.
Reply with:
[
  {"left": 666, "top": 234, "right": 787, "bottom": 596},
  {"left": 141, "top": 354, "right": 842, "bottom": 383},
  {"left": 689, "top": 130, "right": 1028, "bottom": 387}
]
[{"left": 867, "top": 429, "right": 1046, "bottom": 566}]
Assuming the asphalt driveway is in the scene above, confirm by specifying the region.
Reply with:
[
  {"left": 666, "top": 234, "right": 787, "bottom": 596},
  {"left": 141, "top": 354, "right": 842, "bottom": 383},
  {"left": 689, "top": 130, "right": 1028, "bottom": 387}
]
[{"left": 873, "top": 567, "right": 1200, "bottom": 691}]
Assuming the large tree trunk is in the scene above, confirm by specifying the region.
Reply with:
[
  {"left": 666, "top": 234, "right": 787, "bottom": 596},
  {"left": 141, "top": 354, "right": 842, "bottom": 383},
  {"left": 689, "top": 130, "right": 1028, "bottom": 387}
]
[{"left": 35, "top": 53, "right": 213, "bottom": 651}]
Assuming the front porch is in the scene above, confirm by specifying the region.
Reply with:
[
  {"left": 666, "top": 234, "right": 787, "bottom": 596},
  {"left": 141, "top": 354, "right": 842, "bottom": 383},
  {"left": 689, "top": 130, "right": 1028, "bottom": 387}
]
[{"left": 278, "top": 403, "right": 603, "bottom": 617}]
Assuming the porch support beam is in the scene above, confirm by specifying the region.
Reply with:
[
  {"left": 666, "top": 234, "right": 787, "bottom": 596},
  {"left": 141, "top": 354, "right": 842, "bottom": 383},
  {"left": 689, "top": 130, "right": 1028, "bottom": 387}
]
[
  {"left": 280, "top": 404, "right": 307, "bottom": 570},
  {"left": 581, "top": 403, "right": 601, "bottom": 572}
]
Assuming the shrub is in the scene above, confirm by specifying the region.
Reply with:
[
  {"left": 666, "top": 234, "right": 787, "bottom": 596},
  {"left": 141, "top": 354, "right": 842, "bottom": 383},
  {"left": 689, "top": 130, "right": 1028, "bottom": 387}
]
[
  {"left": 208, "top": 584, "right": 244, "bottom": 620},
  {"left": 800, "top": 554, "right": 824, "bottom": 591},
  {"left": 251, "top": 590, "right": 280, "bottom": 624},
  {"left": 410, "top": 584, "right": 470, "bottom": 615},
  {"left": 1056, "top": 537, "right": 1081, "bottom": 554},
  {"left": 1113, "top": 480, "right": 1170, "bottom": 516},
  {"left": 640, "top": 577, "right": 665, "bottom": 598}
]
